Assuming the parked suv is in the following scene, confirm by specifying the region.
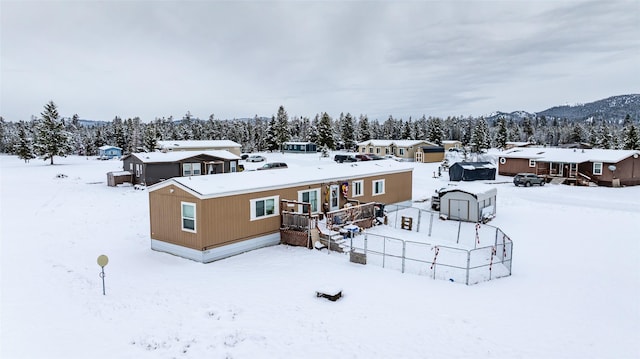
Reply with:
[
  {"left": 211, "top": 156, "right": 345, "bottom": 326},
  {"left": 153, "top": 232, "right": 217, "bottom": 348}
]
[
  {"left": 355, "top": 154, "right": 373, "bottom": 161},
  {"left": 513, "top": 173, "right": 545, "bottom": 187},
  {"left": 334, "top": 154, "right": 358, "bottom": 163},
  {"left": 257, "top": 162, "right": 288, "bottom": 170}
]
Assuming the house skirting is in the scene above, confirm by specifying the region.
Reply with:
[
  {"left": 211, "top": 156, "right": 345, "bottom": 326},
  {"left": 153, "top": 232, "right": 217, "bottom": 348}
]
[{"left": 151, "top": 233, "right": 281, "bottom": 263}]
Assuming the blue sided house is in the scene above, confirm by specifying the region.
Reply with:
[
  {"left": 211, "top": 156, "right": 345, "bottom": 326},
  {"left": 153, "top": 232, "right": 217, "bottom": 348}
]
[{"left": 98, "top": 145, "right": 123, "bottom": 159}]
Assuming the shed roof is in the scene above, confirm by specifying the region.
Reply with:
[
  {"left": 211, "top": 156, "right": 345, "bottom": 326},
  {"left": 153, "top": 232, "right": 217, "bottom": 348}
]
[
  {"left": 440, "top": 183, "right": 497, "bottom": 197},
  {"left": 149, "top": 160, "right": 414, "bottom": 199},
  {"left": 452, "top": 161, "right": 496, "bottom": 170},
  {"left": 157, "top": 140, "right": 241, "bottom": 149},
  {"left": 499, "top": 147, "right": 639, "bottom": 164},
  {"left": 126, "top": 150, "right": 240, "bottom": 163},
  {"left": 99, "top": 145, "right": 122, "bottom": 150}
]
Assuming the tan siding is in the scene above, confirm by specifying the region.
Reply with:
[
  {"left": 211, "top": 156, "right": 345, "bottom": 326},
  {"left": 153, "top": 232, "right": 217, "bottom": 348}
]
[
  {"left": 150, "top": 169, "right": 414, "bottom": 251},
  {"left": 149, "top": 185, "right": 202, "bottom": 250},
  {"left": 422, "top": 152, "right": 445, "bottom": 163}
]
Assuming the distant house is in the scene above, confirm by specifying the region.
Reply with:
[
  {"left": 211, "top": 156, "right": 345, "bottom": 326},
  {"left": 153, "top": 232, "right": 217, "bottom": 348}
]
[
  {"left": 121, "top": 150, "right": 241, "bottom": 186},
  {"left": 504, "top": 142, "right": 533, "bottom": 150},
  {"left": 449, "top": 162, "right": 496, "bottom": 181},
  {"left": 147, "top": 161, "right": 414, "bottom": 263},
  {"left": 282, "top": 141, "right": 317, "bottom": 153},
  {"left": 357, "top": 140, "right": 436, "bottom": 161},
  {"left": 498, "top": 147, "right": 640, "bottom": 187},
  {"left": 415, "top": 146, "right": 445, "bottom": 163},
  {"left": 442, "top": 140, "right": 463, "bottom": 151},
  {"left": 439, "top": 184, "right": 497, "bottom": 223},
  {"left": 156, "top": 140, "right": 242, "bottom": 156},
  {"left": 98, "top": 145, "right": 122, "bottom": 159}
]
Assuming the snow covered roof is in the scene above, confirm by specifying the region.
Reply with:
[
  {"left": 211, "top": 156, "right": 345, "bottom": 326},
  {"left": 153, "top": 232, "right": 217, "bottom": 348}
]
[
  {"left": 439, "top": 182, "right": 497, "bottom": 196},
  {"left": 499, "top": 147, "right": 639, "bottom": 163},
  {"left": 149, "top": 160, "right": 414, "bottom": 199},
  {"left": 99, "top": 145, "right": 121, "bottom": 150},
  {"left": 156, "top": 140, "right": 241, "bottom": 149},
  {"left": 442, "top": 140, "right": 462, "bottom": 144},
  {"left": 457, "top": 162, "right": 495, "bottom": 170},
  {"left": 284, "top": 141, "right": 315, "bottom": 145},
  {"left": 128, "top": 150, "right": 240, "bottom": 163},
  {"left": 357, "top": 139, "right": 434, "bottom": 147}
]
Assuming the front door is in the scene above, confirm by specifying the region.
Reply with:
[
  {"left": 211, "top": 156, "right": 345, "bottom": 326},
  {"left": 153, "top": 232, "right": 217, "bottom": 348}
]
[
  {"left": 329, "top": 185, "right": 340, "bottom": 212},
  {"left": 448, "top": 199, "right": 469, "bottom": 221},
  {"left": 207, "top": 164, "right": 215, "bottom": 174}
]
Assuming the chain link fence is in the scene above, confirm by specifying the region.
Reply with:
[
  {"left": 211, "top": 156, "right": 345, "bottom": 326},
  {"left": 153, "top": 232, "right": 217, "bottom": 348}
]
[{"left": 346, "top": 205, "right": 513, "bottom": 285}]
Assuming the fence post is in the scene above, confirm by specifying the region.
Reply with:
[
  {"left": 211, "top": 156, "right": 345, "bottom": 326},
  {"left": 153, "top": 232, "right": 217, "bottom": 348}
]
[
  {"left": 416, "top": 208, "right": 421, "bottom": 233},
  {"left": 402, "top": 241, "right": 406, "bottom": 273},
  {"left": 428, "top": 211, "right": 434, "bottom": 237},
  {"left": 465, "top": 250, "right": 471, "bottom": 285},
  {"left": 456, "top": 220, "right": 462, "bottom": 244},
  {"left": 383, "top": 236, "right": 386, "bottom": 268}
]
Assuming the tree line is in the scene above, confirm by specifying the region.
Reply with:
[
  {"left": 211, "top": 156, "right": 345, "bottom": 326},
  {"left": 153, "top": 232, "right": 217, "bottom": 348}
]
[{"left": 1, "top": 101, "right": 638, "bottom": 164}]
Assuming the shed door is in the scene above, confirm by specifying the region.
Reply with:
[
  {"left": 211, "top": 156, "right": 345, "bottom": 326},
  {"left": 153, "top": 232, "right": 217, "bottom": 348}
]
[{"left": 448, "top": 199, "right": 470, "bottom": 221}]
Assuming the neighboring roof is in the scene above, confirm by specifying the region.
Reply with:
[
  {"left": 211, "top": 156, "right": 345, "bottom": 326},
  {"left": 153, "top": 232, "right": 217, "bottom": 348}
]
[
  {"left": 284, "top": 141, "right": 315, "bottom": 145},
  {"left": 125, "top": 150, "right": 240, "bottom": 163},
  {"left": 419, "top": 146, "right": 445, "bottom": 153},
  {"left": 156, "top": 140, "right": 242, "bottom": 149},
  {"left": 499, "top": 148, "right": 640, "bottom": 164},
  {"left": 451, "top": 162, "right": 496, "bottom": 170},
  {"left": 109, "top": 171, "right": 132, "bottom": 176},
  {"left": 505, "top": 141, "right": 531, "bottom": 147},
  {"left": 442, "top": 140, "right": 462, "bottom": 144},
  {"left": 99, "top": 145, "right": 122, "bottom": 150},
  {"left": 357, "top": 139, "right": 434, "bottom": 147},
  {"left": 149, "top": 160, "right": 414, "bottom": 199}
]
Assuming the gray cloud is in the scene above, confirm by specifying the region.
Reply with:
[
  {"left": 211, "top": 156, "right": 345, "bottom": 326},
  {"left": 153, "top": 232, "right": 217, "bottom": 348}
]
[{"left": 1, "top": 0, "right": 638, "bottom": 122}]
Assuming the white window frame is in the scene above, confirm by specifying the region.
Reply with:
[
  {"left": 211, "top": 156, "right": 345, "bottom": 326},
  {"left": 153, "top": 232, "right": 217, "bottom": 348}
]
[
  {"left": 499, "top": 157, "right": 506, "bottom": 165},
  {"left": 372, "top": 179, "right": 385, "bottom": 196},
  {"left": 298, "top": 188, "right": 321, "bottom": 214},
  {"left": 135, "top": 164, "right": 142, "bottom": 178},
  {"left": 230, "top": 161, "right": 237, "bottom": 173},
  {"left": 593, "top": 162, "right": 603, "bottom": 175},
  {"left": 399, "top": 148, "right": 405, "bottom": 156},
  {"left": 183, "top": 162, "right": 202, "bottom": 176},
  {"left": 352, "top": 180, "right": 364, "bottom": 197},
  {"left": 529, "top": 159, "right": 536, "bottom": 168},
  {"left": 181, "top": 201, "right": 196, "bottom": 233},
  {"left": 250, "top": 195, "right": 279, "bottom": 220}
]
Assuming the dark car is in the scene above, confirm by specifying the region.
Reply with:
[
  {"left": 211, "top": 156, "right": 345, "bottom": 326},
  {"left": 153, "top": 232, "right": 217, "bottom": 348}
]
[
  {"left": 513, "top": 173, "right": 546, "bottom": 187},
  {"left": 355, "top": 154, "right": 373, "bottom": 161},
  {"left": 368, "top": 154, "right": 385, "bottom": 160},
  {"left": 257, "top": 162, "right": 288, "bottom": 170},
  {"left": 334, "top": 154, "right": 358, "bottom": 163}
]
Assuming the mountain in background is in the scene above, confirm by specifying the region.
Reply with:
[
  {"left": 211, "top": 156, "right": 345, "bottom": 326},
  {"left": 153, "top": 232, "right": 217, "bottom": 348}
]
[{"left": 487, "top": 94, "right": 640, "bottom": 122}]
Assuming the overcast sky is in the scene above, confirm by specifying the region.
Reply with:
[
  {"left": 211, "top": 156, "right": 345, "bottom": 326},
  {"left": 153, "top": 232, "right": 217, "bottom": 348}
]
[{"left": 1, "top": 0, "right": 638, "bottom": 123}]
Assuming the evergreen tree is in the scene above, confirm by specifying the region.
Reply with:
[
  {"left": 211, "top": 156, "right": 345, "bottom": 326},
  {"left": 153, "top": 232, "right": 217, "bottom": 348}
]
[
  {"left": 623, "top": 124, "right": 639, "bottom": 150},
  {"left": 401, "top": 118, "right": 412, "bottom": 139},
  {"left": 357, "top": 115, "right": 371, "bottom": 142},
  {"left": 470, "top": 118, "right": 490, "bottom": 152},
  {"left": 316, "top": 112, "right": 335, "bottom": 149},
  {"left": 522, "top": 117, "right": 534, "bottom": 142},
  {"left": 33, "top": 101, "right": 72, "bottom": 164},
  {"left": 569, "top": 123, "right": 583, "bottom": 143},
  {"left": 341, "top": 113, "right": 356, "bottom": 150},
  {"left": 265, "top": 116, "right": 279, "bottom": 151},
  {"left": 426, "top": 117, "right": 443, "bottom": 145},
  {"left": 142, "top": 124, "right": 157, "bottom": 152},
  {"left": 598, "top": 123, "right": 613, "bottom": 149},
  {"left": 275, "top": 105, "right": 290, "bottom": 149},
  {"left": 15, "top": 121, "right": 35, "bottom": 162},
  {"left": 494, "top": 117, "right": 509, "bottom": 149}
]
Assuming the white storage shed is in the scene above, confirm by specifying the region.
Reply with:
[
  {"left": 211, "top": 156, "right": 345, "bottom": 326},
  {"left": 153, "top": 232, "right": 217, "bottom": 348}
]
[{"left": 439, "top": 184, "right": 497, "bottom": 223}]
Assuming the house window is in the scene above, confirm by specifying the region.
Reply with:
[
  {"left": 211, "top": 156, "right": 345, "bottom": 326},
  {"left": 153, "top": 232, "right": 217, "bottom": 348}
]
[
  {"left": 385, "top": 148, "right": 390, "bottom": 155},
  {"left": 529, "top": 159, "right": 536, "bottom": 168},
  {"left": 135, "top": 164, "right": 142, "bottom": 178},
  {"left": 369, "top": 148, "right": 374, "bottom": 154},
  {"left": 372, "top": 179, "right": 385, "bottom": 195},
  {"left": 352, "top": 180, "right": 364, "bottom": 197},
  {"left": 183, "top": 163, "right": 202, "bottom": 176},
  {"left": 376, "top": 148, "right": 380, "bottom": 154},
  {"left": 230, "top": 161, "right": 237, "bottom": 173},
  {"left": 298, "top": 188, "right": 320, "bottom": 213},
  {"left": 399, "top": 148, "right": 405, "bottom": 156},
  {"left": 593, "top": 162, "right": 603, "bottom": 175},
  {"left": 129, "top": 163, "right": 133, "bottom": 171},
  {"left": 181, "top": 202, "right": 196, "bottom": 232},
  {"left": 250, "top": 196, "right": 279, "bottom": 220},
  {"left": 499, "top": 157, "right": 506, "bottom": 165}
]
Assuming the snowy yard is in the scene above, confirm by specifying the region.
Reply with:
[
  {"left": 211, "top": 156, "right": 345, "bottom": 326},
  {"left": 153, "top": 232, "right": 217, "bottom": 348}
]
[{"left": 1, "top": 152, "right": 639, "bottom": 358}]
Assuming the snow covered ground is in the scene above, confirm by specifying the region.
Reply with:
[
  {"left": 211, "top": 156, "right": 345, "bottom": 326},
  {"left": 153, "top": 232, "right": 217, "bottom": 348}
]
[{"left": 1, "top": 152, "right": 639, "bottom": 359}]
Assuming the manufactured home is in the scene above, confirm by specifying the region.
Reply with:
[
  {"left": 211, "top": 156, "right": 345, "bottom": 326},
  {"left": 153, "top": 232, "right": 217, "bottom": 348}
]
[
  {"left": 121, "top": 150, "right": 241, "bottom": 186},
  {"left": 357, "top": 140, "right": 436, "bottom": 162},
  {"left": 148, "top": 161, "right": 414, "bottom": 263},
  {"left": 98, "top": 145, "right": 122, "bottom": 159},
  {"left": 498, "top": 148, "right": 640, "bottom": 187},
  {"left": 282, "top": 141, "right": 317, "bottom": 153}
]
